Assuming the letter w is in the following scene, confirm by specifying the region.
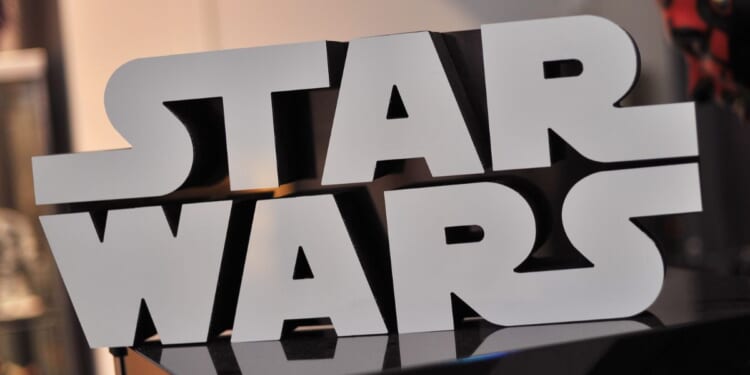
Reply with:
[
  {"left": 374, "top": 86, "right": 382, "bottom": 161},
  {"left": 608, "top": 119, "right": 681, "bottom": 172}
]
[{"left": 40, "top": 201, "right": 231, "bottom": 348}]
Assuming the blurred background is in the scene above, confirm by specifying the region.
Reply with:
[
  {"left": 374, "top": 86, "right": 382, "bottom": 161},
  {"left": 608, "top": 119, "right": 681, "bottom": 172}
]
[{"left": 0, "top": 0, "right": 746, "bottom": 374}]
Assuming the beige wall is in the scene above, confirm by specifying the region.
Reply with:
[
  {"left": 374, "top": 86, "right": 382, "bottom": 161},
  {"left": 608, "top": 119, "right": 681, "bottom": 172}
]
[
  {"left": 58, "top": 0, "right": 674, "bottom": 153},
  {"left": 61, "top": 0, "right": 559, "bottom": 152},
  {"left": 58, "top": 0, "right": 217, "bottom": 151}
]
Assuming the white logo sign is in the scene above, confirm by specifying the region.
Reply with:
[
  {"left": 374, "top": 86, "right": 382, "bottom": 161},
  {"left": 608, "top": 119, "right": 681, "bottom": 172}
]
[{"left": 32, "top": 16, "right": 701, "bottom": 348}]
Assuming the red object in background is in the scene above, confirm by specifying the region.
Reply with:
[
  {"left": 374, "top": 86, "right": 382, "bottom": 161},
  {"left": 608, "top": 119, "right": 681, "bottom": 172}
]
[{"left": 659, "top": 0, "right": 750, "bottom": 121}]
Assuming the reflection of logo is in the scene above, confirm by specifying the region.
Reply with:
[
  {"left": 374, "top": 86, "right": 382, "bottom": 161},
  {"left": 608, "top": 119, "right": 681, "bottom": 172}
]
[{"left": 32, "top": 16, "right": 702, "bottom": 348}]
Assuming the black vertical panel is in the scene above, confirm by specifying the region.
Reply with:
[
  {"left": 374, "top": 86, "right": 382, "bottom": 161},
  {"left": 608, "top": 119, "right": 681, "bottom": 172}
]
[
  {"left": 15, "top": 2, "right": 89, "bottom": 374},
  {"left": 17, "top": 0, "right": 71, "bottom": 154}
]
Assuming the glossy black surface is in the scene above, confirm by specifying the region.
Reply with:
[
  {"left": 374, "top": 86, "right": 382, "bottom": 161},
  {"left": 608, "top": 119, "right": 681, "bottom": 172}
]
[{"left": 125, "top": 267, "right": 750, "bottom": 374}]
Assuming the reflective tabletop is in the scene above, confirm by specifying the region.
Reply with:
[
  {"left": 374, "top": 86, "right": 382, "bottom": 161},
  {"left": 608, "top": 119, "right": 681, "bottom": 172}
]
[{"left": 121, "top": 267, "right": 750, "bottom": 374}]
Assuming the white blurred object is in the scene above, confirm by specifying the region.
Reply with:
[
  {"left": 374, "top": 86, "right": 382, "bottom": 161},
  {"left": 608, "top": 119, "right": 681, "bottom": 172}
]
[{"left": 0, "top": 208, "right": 44, "bottom": 321}]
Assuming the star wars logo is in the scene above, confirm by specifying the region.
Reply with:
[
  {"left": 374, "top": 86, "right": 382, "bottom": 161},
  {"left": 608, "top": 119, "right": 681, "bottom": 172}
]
[{"left": 32, "top": 16, "right": 701, "bottom": 348}]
